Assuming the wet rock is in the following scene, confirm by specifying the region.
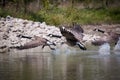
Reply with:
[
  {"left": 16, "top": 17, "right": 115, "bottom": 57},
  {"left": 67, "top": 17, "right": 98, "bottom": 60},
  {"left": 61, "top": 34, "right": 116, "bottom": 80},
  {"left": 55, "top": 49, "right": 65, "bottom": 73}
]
[
  {"left": 0, "top": 46, "right": 9, "bottom": 53},
  {"left": 0, "top": 40, "right": 9, "bottom": 53}
]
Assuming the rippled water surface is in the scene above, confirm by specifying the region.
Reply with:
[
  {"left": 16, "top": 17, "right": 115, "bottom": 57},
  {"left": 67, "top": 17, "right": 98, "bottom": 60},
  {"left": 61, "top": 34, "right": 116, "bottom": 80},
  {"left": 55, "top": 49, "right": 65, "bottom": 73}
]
[{"left": 0, "top": 50, "right": 120, "bottom": 80}]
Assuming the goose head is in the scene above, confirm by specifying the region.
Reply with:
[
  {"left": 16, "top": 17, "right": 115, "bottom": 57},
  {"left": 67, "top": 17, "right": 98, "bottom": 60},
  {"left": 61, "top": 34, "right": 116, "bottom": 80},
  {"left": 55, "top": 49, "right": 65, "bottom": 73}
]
[{"left": 60, "top": 26, "right": 65, "bottom": 32}]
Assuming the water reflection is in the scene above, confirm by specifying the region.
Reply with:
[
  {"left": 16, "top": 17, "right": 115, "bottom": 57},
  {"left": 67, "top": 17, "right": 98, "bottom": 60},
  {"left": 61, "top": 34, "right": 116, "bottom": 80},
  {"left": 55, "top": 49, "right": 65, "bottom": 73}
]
[{"left": 0, "top": 51, "right": 120, "bottom": 80}]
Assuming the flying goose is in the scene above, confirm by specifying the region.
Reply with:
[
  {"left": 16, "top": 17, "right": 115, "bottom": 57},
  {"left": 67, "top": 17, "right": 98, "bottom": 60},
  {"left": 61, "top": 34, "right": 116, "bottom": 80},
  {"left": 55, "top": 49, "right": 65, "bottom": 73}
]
[
  {"left": 16, "top": 35, "right": 56, "bottom": 50},
  {"left": 92, "top": 28, "right": 120, "bottom": 46},
  {"left": 60, "top": 24, "right": 87, "bottom": 50}
]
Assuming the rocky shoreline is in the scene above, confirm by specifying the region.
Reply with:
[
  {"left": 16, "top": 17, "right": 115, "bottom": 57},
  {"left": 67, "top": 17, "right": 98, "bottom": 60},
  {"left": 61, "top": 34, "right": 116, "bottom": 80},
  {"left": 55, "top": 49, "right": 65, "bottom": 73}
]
[
  {"left": 0, "top": 16, "right": 66, "bottom": 53},
  {"left": 0, "top": 16, "right": 120, "bottom": 53}
]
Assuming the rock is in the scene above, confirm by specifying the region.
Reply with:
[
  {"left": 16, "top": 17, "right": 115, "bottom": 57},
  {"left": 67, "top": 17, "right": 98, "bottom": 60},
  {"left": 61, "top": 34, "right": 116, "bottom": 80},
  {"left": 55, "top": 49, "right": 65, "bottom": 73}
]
[
  {"left": 0, "top": 46, "right": 9, "bottom": 53},
  {"left": 0, "top": 40, "right": 9, "bottom": 53},
  {"left": 0, "top": 16, "right": 66, "bottom": 52},
  {"left": 0, "top": 16, "right": 120, "bottom": 52}
]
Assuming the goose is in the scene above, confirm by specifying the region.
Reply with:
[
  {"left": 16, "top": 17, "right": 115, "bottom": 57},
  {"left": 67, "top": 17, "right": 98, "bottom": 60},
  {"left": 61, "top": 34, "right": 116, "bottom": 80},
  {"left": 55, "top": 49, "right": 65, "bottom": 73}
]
[
  {"left": 16, "top": 35, "right": 56, "bottom": 50},
  {"left": 92, "top": 28, "right": 120, "bottom": 46},
  {"left": 59, "top": 24, "right": 87, "bottom": 50}
]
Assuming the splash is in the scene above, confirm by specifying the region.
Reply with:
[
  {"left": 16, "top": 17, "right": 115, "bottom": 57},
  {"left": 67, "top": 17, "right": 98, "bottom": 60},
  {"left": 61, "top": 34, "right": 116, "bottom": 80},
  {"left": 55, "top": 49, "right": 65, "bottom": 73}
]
[
  {"left": 114, "top": 37, "right": 120, "bottom": 51},
  {"left": 98, "top": 43, "right": 110, "bottom": 55}
]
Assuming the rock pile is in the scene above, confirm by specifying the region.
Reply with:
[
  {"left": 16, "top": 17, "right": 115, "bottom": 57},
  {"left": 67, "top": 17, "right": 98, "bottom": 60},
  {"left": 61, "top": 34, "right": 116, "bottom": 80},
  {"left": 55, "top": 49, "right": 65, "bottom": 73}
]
[
  {"left": 0, "top": 16, "right": 120, "bottom": 53},
  {"left": 0, "top": 16, "right": 66, "bottom": 53}
]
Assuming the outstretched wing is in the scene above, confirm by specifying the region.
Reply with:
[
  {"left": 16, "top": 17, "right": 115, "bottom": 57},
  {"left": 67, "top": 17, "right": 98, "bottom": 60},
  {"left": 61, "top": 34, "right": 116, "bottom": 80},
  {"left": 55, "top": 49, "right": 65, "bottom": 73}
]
[
  {"left": 17, "top": 40, "right": 45, "bottom": 50},
  {"left": 60, "top": 26, "right": 86, "bottom": 50},
  {"left": 60, "top": 27, "right": 77, "bottom": 41},
  {"left": 92, "top": 39, "right": 107, "bottom": 46},
  {"left": 70, "top": 29, "right": 84, "bottom": 41},
  {"left": 60, "top": 26, "right": 84, "bottom": 41},
  {"left": 17, "top": 40, "right": 43, "bottom": 49},
  {"left": 72, "top": 24, "right": 84, "bottom": 33}
]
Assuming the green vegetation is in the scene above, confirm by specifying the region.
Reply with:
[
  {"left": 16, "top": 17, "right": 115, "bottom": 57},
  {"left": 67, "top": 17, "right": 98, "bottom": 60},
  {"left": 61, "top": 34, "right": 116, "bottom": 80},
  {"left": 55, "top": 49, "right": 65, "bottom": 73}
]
[{"left": 0, "top": 0, "right": 120, "bottom": 26}]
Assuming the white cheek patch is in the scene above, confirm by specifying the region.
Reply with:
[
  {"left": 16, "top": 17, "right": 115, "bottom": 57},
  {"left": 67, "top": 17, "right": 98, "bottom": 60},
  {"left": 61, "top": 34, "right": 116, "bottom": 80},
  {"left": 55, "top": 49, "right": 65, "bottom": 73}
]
[{"left": 62, "top": 27, "right": 65, "bottom": 30}]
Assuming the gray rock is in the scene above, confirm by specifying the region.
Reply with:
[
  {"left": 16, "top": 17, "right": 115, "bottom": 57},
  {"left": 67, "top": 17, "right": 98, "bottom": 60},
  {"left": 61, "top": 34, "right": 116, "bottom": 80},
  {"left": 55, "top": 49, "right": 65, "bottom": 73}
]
[{"left": 0, "top": 16, "right": 66, "bottom": 52}]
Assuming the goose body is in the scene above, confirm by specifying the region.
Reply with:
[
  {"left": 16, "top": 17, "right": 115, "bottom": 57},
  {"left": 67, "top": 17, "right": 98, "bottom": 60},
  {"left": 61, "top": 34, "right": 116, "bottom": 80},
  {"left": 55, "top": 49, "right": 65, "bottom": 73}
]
[
  {"left": 16, "top": 36, "right": 56, "bottom": 50},
  {"left": 60, "top": 24, "right": 86, "bottom": 50},
  {"left": 92, "top": 29, "right": 120, "bottom": 46}
]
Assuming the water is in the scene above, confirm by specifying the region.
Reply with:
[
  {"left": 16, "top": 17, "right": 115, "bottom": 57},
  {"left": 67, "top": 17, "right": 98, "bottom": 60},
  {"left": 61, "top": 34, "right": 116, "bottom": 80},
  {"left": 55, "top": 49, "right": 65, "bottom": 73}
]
[{"left": 0, "top": 50, "right": 120, "bottom": 80}]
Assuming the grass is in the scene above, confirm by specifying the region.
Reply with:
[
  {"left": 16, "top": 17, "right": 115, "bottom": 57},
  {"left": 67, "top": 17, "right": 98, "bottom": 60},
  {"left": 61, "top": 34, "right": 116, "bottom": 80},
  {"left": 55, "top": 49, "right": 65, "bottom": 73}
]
[
  {"left": 38, "top": 7, "right": 120, "bottom": 25},
  {"left": 0, "top": 7, "right": 120, "bottom": 26}
]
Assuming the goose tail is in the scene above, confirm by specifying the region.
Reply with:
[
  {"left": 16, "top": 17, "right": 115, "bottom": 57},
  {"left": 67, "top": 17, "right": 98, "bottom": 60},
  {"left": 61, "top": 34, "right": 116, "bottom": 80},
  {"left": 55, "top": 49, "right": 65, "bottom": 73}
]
[{"left": 76, "top": 42, "right": 87, "bottom": 50}]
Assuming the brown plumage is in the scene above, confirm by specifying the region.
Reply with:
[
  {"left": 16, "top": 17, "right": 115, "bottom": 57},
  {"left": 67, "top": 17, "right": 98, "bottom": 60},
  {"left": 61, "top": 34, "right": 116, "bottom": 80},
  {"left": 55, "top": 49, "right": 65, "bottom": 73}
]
[
  {"left": 60, "top": 24, "right": 86, "bottom": 50},
  {"left": 92, "top": 28, "right": 120, "bottom": 46},
  {"left": 17, "top": 36, "right": 56, "bottom": 50}
]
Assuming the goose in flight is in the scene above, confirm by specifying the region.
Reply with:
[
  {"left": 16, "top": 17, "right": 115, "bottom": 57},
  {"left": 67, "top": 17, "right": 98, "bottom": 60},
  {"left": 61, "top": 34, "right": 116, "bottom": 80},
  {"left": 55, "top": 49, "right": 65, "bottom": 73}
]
[
  {"left": 16, "top": 35, "right": 56, "bottom": 50},
  {"left": 60, "top": 24, "right": 87, "bottom": 50},
  {"left": 92, "top": 28, "right": 120, "bottom": 46}
]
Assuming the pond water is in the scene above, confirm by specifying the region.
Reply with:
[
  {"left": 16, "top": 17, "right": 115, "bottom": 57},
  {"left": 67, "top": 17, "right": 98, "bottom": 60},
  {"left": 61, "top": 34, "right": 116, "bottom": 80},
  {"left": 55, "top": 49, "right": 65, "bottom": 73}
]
[{"left": 0, "top": 50, "right": 120, "bottom": 80}]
